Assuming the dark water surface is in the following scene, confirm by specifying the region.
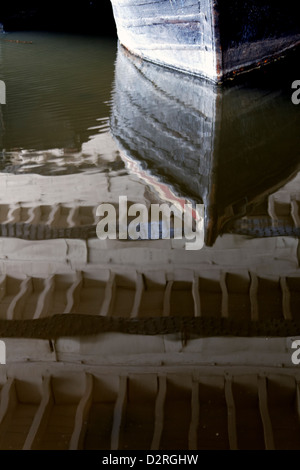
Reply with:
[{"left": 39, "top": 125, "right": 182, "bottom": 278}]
[{"left": 0, "top": 31, "right": 118, "bottom": 172}]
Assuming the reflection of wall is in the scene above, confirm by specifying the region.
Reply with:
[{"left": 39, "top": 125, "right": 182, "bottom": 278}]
[
  {"left": 1, "top": 364, "right": 300, "bottom": 449},
  {"left": 0, "top": 168, "right": 300, "bottom": 327},
  {"left": 222, "top": 172, "right": 300, "bottom": 238},
  {"left": 0, "top": 252, "right": 300, "bottom": 322}
]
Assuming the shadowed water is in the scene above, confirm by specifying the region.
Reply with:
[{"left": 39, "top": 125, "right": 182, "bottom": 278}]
[{"left": 0, "top": 31, "right": 120, "bottom": 174}]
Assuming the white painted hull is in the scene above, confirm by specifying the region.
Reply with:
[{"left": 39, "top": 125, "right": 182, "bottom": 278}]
[{"left": 110, "top": 0, "right": 300, "bottom": 82}]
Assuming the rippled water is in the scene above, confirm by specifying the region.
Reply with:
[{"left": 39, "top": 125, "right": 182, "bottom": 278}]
[
  {"left": 1, "top": 30, "right": 300, "bottom": 450},
  {"left": 0, "top": 31, "right": 119, "bottom": 174}
]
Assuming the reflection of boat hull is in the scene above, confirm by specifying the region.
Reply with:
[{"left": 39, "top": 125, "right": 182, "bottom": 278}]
[
  {"left": 110, "top": 0, "right": 300, "bottom": 82},
  {"left": 111, "top": 45, "right": 217, "bottom": 204},
  {"left": 110, "top": 45, "right": 300, "bottom": 246}
]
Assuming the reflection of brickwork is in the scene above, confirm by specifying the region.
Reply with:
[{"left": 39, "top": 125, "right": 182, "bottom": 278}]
[
  {"left": 225, "top": 173, "right": 300, "bottom": 237},
  {"left": 0, "top": 204, "right": 98, "bottom": 240},
  {"left": 0, "top": 269, "right": 299, "bottom": 326},
  {"left": 0, "top": 368, "right": 300, "bottom": 449}
]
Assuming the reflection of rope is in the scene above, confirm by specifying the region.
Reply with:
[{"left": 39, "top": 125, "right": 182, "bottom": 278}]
[
  {"left": 0, "top": 223, "right": 96, "bottom": 240},
  {"left": 1, "top": 219, "right": 299, "bottom": 241},
  {"left": 0, "top": 314, "right": 299, "bottom": 339},
  {"left": 224, "top": 217, "right": 300, "bottom": 238},
  {"left": 0, "top": 222, "right": 178, "bottom": 240}
]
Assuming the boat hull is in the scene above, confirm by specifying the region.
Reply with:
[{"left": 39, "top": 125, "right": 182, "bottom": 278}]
[{"left": 110, "top": 0, "right": 300, "bottom": 82}]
